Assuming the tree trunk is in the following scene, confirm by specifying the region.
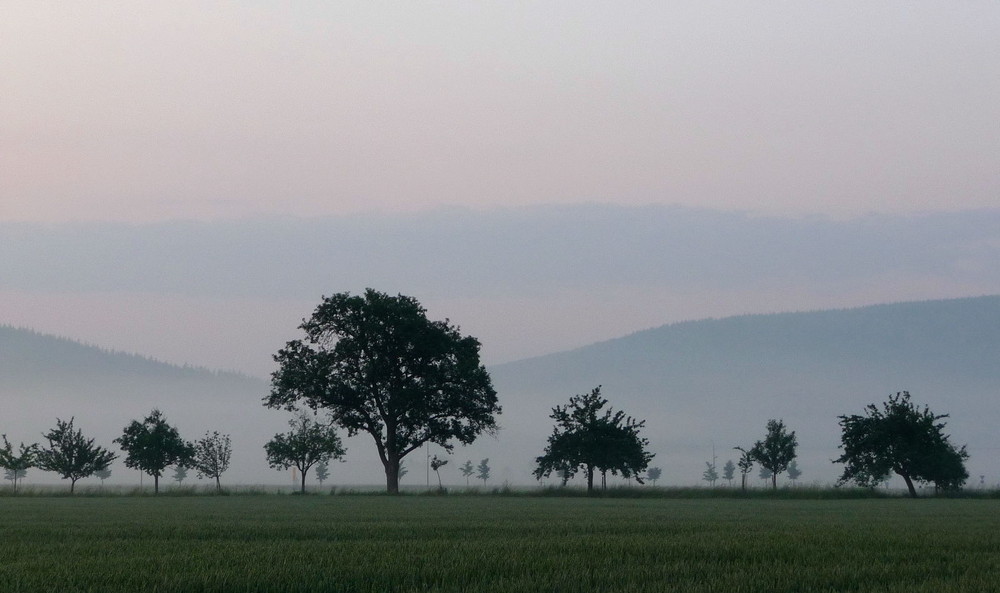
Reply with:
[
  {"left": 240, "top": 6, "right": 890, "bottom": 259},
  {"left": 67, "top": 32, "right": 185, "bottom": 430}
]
[
  {"left": 300, "top": 468, "right": 307, "bottom": 494},
  {"left": 216, "top": 476, "right": 221, "bottom": 493},
  {"left": 154, "top": 474, "right": 159, "bottom": 494},
  {"left": 771, "top": 471, "right": 777, "bottom": 490},
  {"left": 70, "top": 478, "right": 76, "bottom": 494},
  {"left": 385, "top": 455, "right": 400, "bottom": 494},
  {"left": 601, "top": 470, "right": 607, "bottom": 491},
  {"left": 586, "top": 465, "right": 594, "bottom": 493},
  {"left": 902, "top": 473, "right": 918, "bottom": 498},
  {"left": 741, "top": 474, "right": 746, "bottom": 492}
]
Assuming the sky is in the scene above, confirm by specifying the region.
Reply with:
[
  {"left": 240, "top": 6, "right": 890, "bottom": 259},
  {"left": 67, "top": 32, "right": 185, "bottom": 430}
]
[
  {"left": 3, "top": 2, "right": 999, "bottom": 223},
  {"left": 2, "top": 2, "right": 999, "bottom": 373}
]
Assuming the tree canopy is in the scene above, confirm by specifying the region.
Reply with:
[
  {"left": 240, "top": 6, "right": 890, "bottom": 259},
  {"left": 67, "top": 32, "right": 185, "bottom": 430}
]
[
  {"left": 835, "top": 391, "right": 968, "bottom": 497},
  {"left": 36, "top": 417, "right": 117, "bottom": 493},
  {"left": 533, "top": 386, "right": 653, "bottom": 492},
  {"left": 265, "top": 289, "right": 500, "bottom": 493},
  {"left": 114, "top": 409, "right": 194, "bottom": 494}
]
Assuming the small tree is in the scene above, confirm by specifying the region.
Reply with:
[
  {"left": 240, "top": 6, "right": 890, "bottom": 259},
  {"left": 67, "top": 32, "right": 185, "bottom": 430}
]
[
  {"left": 4, "top": 468, "right": 27, "bottom": 488},
  {"left": 786, "top": 460, "right": 802, "bottom": 485},
  {"left": 759, "top": 466, "right": 773, "bottom": 485},
  {"left": 460, "top": 460, "right": 475, "bottom": 486},
  {"left": 647, "top": 466, "right": 662, "bottom": 486},
  {"left": 477, "top": 458, "right": 490, "bottom": 485},
  {"left": 115, "top": 409, "right": 195, "bottom": 494},
  {"left": 35, "top": 418, "right": 117, "bottom": 494},
  {"left": 315, "top": 461, "right": 330, "bottom": 487},
  {"left": 430, "top": 455, "right": 448, "bottom": 490},
  {"left": 702, "top": 462, "right": 719, "bottom": 487},
  {"left": 193, "top": 431, "right": 232, "bottom": 493},
  {"left": 722, "top": 460, "right": 736, "bottom": 487},
  {"left": 172, "top": 465, "right": 188, "bottom": 485},
  {"left": 0, "top": 435, "right": 38, "bottom": 495},
  {"left": 265, "top": 412, "right": 346, "bottom": 494},
  {"left": 734, "top": 447, "right": 753, "bottom": 492},
  {"left": 748, "top": 419, "right": 797, "bottom": 490},
  {"left": 95, "top": 468, "right": 112, "bottom": 487}
]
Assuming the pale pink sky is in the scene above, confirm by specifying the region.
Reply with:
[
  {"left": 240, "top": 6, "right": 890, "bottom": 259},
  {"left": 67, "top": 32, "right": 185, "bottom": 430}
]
[{"left": 3, "top": 2, "right": 998, "bottom": 222}]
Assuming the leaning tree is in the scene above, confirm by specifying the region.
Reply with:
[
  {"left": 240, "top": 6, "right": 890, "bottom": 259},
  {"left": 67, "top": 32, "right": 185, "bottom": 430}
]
[
  {"left": 265, "top": 289, "right": 500, "bottom": 494},
  {"left": 835, "top": 391, "right": 968, "bottom": 497}
]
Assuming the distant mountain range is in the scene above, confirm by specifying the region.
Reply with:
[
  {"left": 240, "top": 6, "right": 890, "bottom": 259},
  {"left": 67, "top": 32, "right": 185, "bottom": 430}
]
[{"left": 3, "top": 295, "right": 999, "bottom": 488}]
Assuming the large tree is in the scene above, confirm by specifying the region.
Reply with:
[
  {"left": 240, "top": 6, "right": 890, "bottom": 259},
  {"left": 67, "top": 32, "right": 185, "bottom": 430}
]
[
  {"left": 265, "top": 289, "right": 500, "bottom": 494},
  {"left": 264, "top": 412, "right": 346, "bottom": 493},
  {"left": 36, "top": 418, "right": 117, "bottom": 494},
  {"left": 114, "top": 409, "right": 195, "bottom": 494},
  {"left": 746, "top": 419, "right": 797, "bottom": 490},
  {"left": 0, "top": 436, "right": 37, "bottom": 495},
  {"left": 192, "top": 431, "right": 233, "bottom": 493},
  {"left": 835, "top": 392, "right": 969, "bottom": 497},
  {"left": 533, "top": 386, "right": 653, "bottom": 492}
]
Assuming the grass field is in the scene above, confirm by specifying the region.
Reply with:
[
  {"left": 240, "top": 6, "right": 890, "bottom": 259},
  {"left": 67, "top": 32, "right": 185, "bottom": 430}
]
[{"left": 2, "top": 495, "right": 998, "bottom": 592}]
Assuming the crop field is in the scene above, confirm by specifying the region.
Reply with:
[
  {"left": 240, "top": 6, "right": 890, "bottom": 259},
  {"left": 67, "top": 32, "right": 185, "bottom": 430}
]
[{"left": 2, "top": 495, "right": 999, "bottom": 592}]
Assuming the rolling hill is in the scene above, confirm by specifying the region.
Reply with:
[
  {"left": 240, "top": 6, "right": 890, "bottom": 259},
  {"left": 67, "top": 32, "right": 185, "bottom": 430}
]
[{"left": 3, "top": 295, "right": 999, "bottom": 489}]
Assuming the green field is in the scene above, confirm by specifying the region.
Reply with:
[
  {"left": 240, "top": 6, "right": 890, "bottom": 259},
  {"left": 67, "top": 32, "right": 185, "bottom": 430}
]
[{"left": 2, "top": 495, "right": 998, "bottom": 592}]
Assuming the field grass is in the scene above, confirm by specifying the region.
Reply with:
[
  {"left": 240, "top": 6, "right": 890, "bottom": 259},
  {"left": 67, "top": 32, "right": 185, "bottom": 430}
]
[{"left": 2, "top": 496, "right": 998, "bottom": 592}]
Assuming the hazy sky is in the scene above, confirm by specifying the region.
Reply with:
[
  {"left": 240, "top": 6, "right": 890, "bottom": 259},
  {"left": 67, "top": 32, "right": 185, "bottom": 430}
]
[
  {"left": 2, "top": 3, "right": 1000, "bottom": 375},
  {"left": 3, "top": 2, "right": 999, "bottom": 222}
]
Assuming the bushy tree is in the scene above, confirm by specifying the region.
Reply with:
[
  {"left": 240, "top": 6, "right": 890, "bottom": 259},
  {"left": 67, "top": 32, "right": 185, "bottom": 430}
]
[
  {"left": 476, "top": 458, "right": 490, "bottom": 485},
  {"left": 0, "top": 435, "right": 38, "bottom": 495},
  {"left": 722, "top": 460, "right": 736, "bottom": 487},
  {"left": 265, "top": 412, "right": 346, "bottom": 493},
  {"left": 702, "top": 462, "right": 718, "bottom": 487},
  {"left": 647, "top": 466, "right": 662, "bottom": 486},
  {"left": 747, "top": 419, "right": 797, "bottom": 490},
  {"left": 533, "top": 386, "right": 653, "bottom": 492},
  {"left": 36, "top": 418, "right": 117, "bottom": 494},
  {"left": 835, "top": 392, "right": 968, "bottom": 497},
  {"left": 460, "top": 460, "right": 475, "bottom": 486},
  {"left": 192, "top": 431, "right": 232, "bottom": 493},
  {"left": 115, "top": 409, "right": 195, "bottom": 494},
  {"left": 759, "top": 466, "right": 773, "bottom": 484},
  {"left": 265, "top": 289, "right": 500, "bottom": 494}
]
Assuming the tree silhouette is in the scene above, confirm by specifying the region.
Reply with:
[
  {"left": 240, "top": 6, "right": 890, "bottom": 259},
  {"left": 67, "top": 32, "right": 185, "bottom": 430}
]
[
  {"left": 265, "top": 289, "right": 500, "bottom": 494},
  {"left": 0, "top": 436, "right": 37, "bottom": 495},
  {"left": 315, "top": 461, "right": 330, "bottom": 487},
  {"left": 734, "top": 447, "right": 753, "bottom": 492},
  {"left": 265, "top": 412, "right": 346, "bottom": 494},
  {"left": 722, "top": 459, "right": 736, "bottom": 487},
  {"left": 786, "top": 460, "right": 802, "bottom": 485},
  {"left": 835, "top": 392, "right": 968, "bottom": 497},
  {"left": 193, "top": 431, "right": 232, "bottom": 493},
  {"left": 172, "top": 465, "right": 188, "bottom": 485},
  {"left": 702, "top": 462, "right": 718, "bottom": 487},
  {"left": 460, "top": 460, "right": 474, "bottom": 486},
  {"left": 646, "top": 467, "right": 662, "bottom": 486},
  {"left": 36, "top": 418, "right": 117, "bottom": 494},
  {"left": 115, "top": 409, "right": 194, "bottom": 494},
  {"left": 747, "top": 419, "right": 797, "bottom": 490},
  {"left": 430, "top": 455, "right": 448, "bottom": 490},
  {"left": 476, "top": 458, "right": 490, "bottom": 485},
  {"left": 534, "top": 386, "right": 653, "bottom": 492}
]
